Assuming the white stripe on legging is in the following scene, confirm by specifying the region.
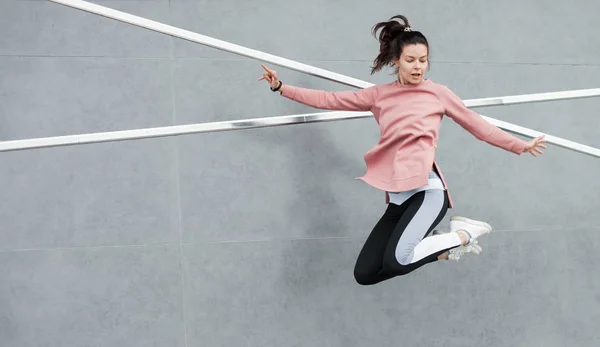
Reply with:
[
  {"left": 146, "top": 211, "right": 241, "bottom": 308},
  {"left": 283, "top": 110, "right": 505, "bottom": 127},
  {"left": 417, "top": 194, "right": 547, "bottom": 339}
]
[{"left": 395, "top": 190, "right": 462, "bottom": 265}]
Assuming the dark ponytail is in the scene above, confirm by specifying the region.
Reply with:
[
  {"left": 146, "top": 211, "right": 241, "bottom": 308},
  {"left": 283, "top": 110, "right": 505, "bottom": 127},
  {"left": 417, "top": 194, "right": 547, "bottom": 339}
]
[{"left": 370, "top": 15, "right": 429, "bottom": 75}]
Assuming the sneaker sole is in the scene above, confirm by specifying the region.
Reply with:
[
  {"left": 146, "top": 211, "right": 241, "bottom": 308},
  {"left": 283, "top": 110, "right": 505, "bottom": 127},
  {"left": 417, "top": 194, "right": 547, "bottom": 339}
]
[{"left": 450, "top": 216, "right": 492, "bottom": 232}]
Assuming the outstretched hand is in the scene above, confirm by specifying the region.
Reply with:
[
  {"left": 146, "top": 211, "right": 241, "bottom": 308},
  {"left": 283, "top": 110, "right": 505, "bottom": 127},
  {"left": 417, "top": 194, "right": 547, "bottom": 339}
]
[
  {"left": 258, "top": 64, "right": 281, "bottom": 89},
  {"left": 523, "top": 135, "right": 547, "bottom": 157}
]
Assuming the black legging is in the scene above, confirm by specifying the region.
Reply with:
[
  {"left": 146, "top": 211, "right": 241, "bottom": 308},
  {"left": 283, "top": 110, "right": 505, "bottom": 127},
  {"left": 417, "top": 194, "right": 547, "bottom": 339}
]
[{"left": 353, "top": 189, "right": 456, "bottom": 285}]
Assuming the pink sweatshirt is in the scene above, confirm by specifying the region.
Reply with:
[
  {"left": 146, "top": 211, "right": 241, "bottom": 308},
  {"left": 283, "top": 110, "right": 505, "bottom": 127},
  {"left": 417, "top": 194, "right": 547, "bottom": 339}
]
[{"left": 280, "top": 79, "right": 527, "bottom": 208}]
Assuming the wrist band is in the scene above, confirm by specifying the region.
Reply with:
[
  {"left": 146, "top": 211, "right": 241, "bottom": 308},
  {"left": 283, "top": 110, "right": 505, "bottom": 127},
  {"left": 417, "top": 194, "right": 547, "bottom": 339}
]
[{"left": 270, "top": 81, "right": 282, "bottom": 92}]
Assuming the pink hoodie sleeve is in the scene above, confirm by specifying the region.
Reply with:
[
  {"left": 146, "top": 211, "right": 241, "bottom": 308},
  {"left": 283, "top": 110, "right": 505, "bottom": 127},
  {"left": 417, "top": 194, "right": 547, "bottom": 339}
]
[
  {"left": 280, "top": 84, "right": 377, "bottom": 111},
  {"left": 437, "top": 85, "right": 527, "bottom": 155}
]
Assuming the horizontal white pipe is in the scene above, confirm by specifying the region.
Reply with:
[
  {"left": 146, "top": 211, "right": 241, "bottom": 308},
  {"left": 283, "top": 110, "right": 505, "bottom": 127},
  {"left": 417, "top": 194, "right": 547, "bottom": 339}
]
[
  {"left": 33, "top": 0, "right": 599, "bottom": 159},
  {"left": 1, "top": 110, "right": 599, "bottom": 159},
  {"left": 464, "top": 88, "right": 600, "bottom": 108},
  {"left": 0, "top": 111, "right": 368, "bottom": 152}
]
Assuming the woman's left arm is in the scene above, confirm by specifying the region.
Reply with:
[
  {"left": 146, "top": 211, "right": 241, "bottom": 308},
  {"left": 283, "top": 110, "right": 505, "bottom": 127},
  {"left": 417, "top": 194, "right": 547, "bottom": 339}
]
[{"left": 437, "top": 85, "right": 546, "bottom": 156}]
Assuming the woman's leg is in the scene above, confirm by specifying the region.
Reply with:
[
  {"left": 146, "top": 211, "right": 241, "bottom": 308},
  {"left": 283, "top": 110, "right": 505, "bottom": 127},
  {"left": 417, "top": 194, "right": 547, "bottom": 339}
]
[
  {"left": 380, "top": 189, "right": 460, "bottom": 276},
  {"left": 353, "top": 201, "right": 410, "bottom": 285},
  {"left": 381, "top": 190, "right": 494, "bottom": 276},
  {"left": 353, "top": 189, "right": 454, "bottom": 285}
]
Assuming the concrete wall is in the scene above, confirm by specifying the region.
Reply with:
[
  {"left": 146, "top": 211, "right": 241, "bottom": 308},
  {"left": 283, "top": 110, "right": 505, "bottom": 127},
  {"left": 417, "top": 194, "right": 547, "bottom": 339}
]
[{"left": 1, "top": 0, "right": 599, "bottom": 346}]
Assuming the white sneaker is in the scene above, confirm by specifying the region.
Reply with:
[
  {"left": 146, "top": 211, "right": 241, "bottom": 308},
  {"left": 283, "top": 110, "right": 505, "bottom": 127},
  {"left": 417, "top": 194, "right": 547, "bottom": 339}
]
[
  {"left": 432, "top": 229, "right": 483, "bottom": 261},
  {"left": 450, "top": 216, "right": 492, "bottom": 242}
]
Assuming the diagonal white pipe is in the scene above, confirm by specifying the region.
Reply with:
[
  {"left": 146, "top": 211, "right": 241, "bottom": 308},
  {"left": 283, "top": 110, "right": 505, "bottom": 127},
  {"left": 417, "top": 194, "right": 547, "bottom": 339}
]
[
  {"left": 46, "top": 0, "right": 600, "bottom": 105},
  {"left": 5, "top": 0, "right": 593, "bottom": 158}
]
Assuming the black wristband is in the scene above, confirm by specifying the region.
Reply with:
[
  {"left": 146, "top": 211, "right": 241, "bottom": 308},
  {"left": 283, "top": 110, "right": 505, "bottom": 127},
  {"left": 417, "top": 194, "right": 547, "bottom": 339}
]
[{"left": 270, "top": 80, "right": 282, "bottom": 92}]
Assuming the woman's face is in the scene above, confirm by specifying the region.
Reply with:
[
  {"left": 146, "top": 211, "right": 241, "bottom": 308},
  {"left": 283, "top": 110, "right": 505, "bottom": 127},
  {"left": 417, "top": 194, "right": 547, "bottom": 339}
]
[{"left": 394, "top": 43, "right": 429, "bottom": 85}]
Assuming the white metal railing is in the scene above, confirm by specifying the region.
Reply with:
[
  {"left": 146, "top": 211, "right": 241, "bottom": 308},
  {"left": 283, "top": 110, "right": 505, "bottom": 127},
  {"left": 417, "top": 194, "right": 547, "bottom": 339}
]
[
  {"left": 1, "top": 0, "right": 597, "bottom": 158},
  {"left": 2, "top": 92, "right": 600, "bottom": 157}
]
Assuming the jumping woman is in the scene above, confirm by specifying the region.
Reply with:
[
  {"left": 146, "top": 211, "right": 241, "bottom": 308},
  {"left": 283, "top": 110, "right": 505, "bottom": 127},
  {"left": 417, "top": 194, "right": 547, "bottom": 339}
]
[{"left": 258, "top": 14, "right": 546, "bottom": 285}]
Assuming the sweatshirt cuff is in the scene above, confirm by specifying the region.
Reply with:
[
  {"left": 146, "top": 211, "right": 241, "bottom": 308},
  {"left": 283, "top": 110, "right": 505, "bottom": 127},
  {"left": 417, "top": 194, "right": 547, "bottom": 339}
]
[{"left": 511, "top": 139, "right": 528, "bottom": 155}]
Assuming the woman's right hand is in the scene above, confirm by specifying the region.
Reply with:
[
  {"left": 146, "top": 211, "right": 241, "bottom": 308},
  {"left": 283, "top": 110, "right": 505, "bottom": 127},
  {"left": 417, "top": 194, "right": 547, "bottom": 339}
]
[{"left": 258, "top": 64, "right": 281, "bottom": 89}]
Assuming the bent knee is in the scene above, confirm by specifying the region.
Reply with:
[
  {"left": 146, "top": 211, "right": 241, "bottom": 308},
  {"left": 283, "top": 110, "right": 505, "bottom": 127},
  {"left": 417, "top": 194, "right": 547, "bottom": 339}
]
[{"left": 353, "top": 269, "right": 376, "bottom": 286}]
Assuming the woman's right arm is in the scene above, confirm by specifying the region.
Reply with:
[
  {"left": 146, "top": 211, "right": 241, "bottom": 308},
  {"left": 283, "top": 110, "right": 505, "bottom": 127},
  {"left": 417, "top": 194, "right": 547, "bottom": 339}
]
[
  {"left": 259, "top": 64, "right": 376, "bottom": 112},
  {"left": 279, "top": 84, "right": 377, "bottom": 111}
]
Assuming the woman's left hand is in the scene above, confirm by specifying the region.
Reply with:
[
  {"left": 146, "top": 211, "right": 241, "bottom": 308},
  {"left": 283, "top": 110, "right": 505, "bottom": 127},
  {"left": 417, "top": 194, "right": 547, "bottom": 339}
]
[{"left": 523, "top": 135, "right": 547, "bottom": 157}]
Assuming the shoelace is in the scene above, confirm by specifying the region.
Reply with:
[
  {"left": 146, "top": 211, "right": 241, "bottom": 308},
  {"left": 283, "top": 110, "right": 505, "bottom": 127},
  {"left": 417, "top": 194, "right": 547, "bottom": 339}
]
[{"left": 448, "top": 240, "right": 479, "bottom": 261}]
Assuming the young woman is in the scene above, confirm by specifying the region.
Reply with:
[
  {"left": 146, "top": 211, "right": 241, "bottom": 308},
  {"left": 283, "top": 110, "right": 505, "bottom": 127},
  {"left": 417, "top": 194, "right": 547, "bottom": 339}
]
[{"left": 258, "top": 15, "right": 546, "bottom": 285}]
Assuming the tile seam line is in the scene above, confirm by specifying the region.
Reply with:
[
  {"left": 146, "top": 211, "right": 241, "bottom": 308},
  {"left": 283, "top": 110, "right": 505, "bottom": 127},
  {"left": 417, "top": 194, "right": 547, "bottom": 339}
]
[
  {"left": 1, "top": 54, "right": 600, "bottom": 67},
  {"left": 168, "top": 2, "right": 190, "bottom": 345},
  {"left": 1, "top": 226, "right": 598, "bottom": 252}
]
